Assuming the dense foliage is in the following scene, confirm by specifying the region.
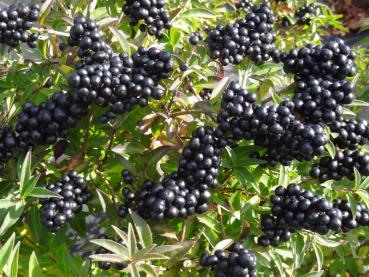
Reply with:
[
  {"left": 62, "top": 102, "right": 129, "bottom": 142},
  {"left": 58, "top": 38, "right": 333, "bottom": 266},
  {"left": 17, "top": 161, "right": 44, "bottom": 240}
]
[{"left": 1, "top": 0, "right": 369, "bottom": 276}]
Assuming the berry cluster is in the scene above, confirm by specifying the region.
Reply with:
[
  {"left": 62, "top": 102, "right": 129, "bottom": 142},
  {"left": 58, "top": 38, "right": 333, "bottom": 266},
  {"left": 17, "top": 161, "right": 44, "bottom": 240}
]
[
  {"left": 200, "top": 243, "right": 257, "bottom": 277},
  {"left": 236, "top": 0, "right": 252, "bottom": 12},
  {"left": 310, "top": 150, "right": 369, "bottom": 182},
  {"left": 199, "top": 88, "right": 212, "bottom": 101},
  {"left": 39, "top": 171, "right": 91, "bottom": 233},
  {"left": 122, "top": 0, "right": 171, "bottom": 38},
  {"left": 333, "top": 199, "right": 369, "bottom": 231},
  {"left": 0, "top": 3, "right": 40, "bottom": 48},
  {"left": 94, "top": 234, "right": 129, "bottom": 270},
  {"left": 216, "top": 81, "right": 328, "bottom": 166},
  {"left": 295, "top": 4, "right": 318, "bottom": 26},
  {"left": 280, "top": 39, "right": 356, "bottom": 124},
  {"left": 258, "top": 183, "right": 369, "bottom": 247},
  {"left": 0, "top": 126, "right": 17, "bottom": 170},
  {"left": 206, "top": 2, "right": 276, "bottom": 65},
  {"left": 118, "top": 126, "right": 220, "bottom": 220},
  {"left": 15, "top": 92, "right": 88, "bottom": 149},
  {"left": 258, "top": 184, "right": 334, "bottom": 246},
  {"left": 330, "top": 119, "right": 369, "bottom": 150},
  {"left": 68, "top": 15, "right": 112, "bottom": 58}
]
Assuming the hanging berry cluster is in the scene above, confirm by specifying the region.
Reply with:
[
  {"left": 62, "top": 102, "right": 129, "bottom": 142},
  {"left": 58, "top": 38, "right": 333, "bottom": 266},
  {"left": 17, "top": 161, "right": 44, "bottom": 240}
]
[
  {"left": 0, "top": 3, "right": 40, "bottom": 48},
  {"left": 118, "top": 126, "right": 221, "bottom": 220},
  {"left": 200, "top": 243, "right": 257, "bottom": 277},
  {"left": 280, "top": 39, "right": 356, "bottom": 124},
  {"left": 236, "top": 0, "right": 253, "bottom": 12},
  {"left": 329, "top": 119, "right": 369, "bottom": 150},
  {"left": 39, "top": 171, "right": 90, "bottom": 232},
  {"left": 258, "top": 183, "right": 369, "bottom": 247},
  {"left": 205, "top": 2, "right": 277, "bottom": 65},
  {"left": 215, "top": 82, "right": 328, "bottom": 166},
  {"left": 310, "top": 150, "right": 369, "bottom": 182},
  {"left": 67, "top": 16, "right": 172, "bottom": 123},
  {"left": 122, "top": 0, "right": 171, "bottom": 38}
]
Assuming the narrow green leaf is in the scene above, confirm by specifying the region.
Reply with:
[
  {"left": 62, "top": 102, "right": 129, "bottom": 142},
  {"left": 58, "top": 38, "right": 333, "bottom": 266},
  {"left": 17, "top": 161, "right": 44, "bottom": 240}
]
[
  {"left": 130, "top": 264, "right": 140, "bottom": 277},
  {"left": 96, "top": 189, "right": 107, "bottom": 212},
  {"left": 89, "top": 254, "right": 127, "bottom": 263},
  {"left": 130, "top": 211, "right": 153, "bottom": 248},
  {"left": 346, "top": 193, "right": 357, "bottom": 219},
  {"left": 324, "top": 140, "right": 336, "bottom": 159},
  {"left": 22, "top": 175, "right": 40, "bottom": 198},
  {"left": 212, "top": 239, "right": 233, "bottom": 253},
  {"left": 278, "top": 166, "right": 289, "bottom": 187},
  {"left": 109, "top": 27, "right": 131, "bottom": 54},
  {"left": 28, "top": 187, "right": 62, "bottom": 199},
  {"left": 19, "top": 151, "right": 32, "bottom": 195},
  {"left": 312, "top": 243, "right": 323, "bottom": 272},
  {"left": 0, "top": 203, "right": 25, "bottom": 237},
  {"left": 0, "top": 199, "right": 17, "bottom": 209},
  {"left": 6, "top": 242, "right": 20, "bottom": 277},
  {"left": 269, "top": 250, "right": 285, "bottom": 277},
  {"left": 112, "top": 225, "right": 129, "bottom": 246},
  {"left": 140, "top": 253, "right": 168, "bottom": 260},
  {"left": 356, "top": 189, "right": 369, "bottom": 209},
  {"left": 210, "top": 77, "right": 230, "bottom": 103},
  {"left": 0, "top": 233, "right": 15, "bottom": 272},
  {"left": 314, "top": 234, "right": 340, "bottom": 248},
  {"left": 301, "top": 271, "right": 324, "bottom": 277},
  {"left": 347, "top": 99, "right": 369, "bottom": 107},
  {"left": 29, "top": 251, "right": 43, "bottom": 277},
  {"left": 90, "top": 239, "right": 129, "bottom": 259},
  {"left": 354, "top": 167, "right": 361, "bottom": 189},
  {"left": 360, "top": 176, "right": 369, "bottom": 190},
  {"left": 128, "top": 223, "right": 137, "bottom": 257},
  {"left": 153, "top": 244, "right": 185, "bottom": 254},
  {"left": 139, "top": 263, "right": 158, "bottom": 277}
]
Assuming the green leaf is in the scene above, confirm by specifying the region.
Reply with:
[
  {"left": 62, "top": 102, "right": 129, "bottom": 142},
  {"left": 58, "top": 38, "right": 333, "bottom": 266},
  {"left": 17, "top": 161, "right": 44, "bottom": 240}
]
[
  {"left": 325, "top": 140, "right": 336, "bottom": 159},
  {"left": 19, "top": 151, "right": 32, "bottom": 196},
  {"left": 347, "top": 99, "right": 369, "bottom": 107},
  {"left": 314, "top": 234, "right": 340, "bottom": 248},
  {"left": 109, "top": 27, "right": 131, "bottom": 55},
  {"left": 360, "top": 176, "right": 369, "bottom": 190},
  {"left": 29, "top": 251, "right": 43, "bottom": 277},
  {"left": 112, "top": 225, "right": 129, "bottom": 246},
  {"left": 0, "top": 202, "right": 25, "bottom": 237},
  {"left": 0, "top": 233, "right": 15, "bottom": 272},
  {"left": 278, "top": 166, "right": 289, "bottom": 187},
  {"left": 22, "top": 175, "right": 40, "bottom": 198},
  {"left": 139, "top": 263, "right": 158, "bottom": 277},
  {"left": 210, "top": 77, "right": 230, "bottom": 103},
  {"left": 130, "top": 211, "right": 153, "bottom": 248},
  {"left": 269, "top": 250, "right": 285, "bottom": 277},
  {"left": 180, "top": 8, "right": 216, "bottom": 19},
  {"left": 90, "top": 239, "right": 130, "bottom": 259},
  {"left": 112, "top": 142, "right": 146, "bottom": 155},
  {"left": 346, "top": 193, "right": 357, "bottom": 219},
  {"left": 354, "top": 167, "right": 361, "bottom": 189},
  {"left": 312, "top": 243, "right": 323, "bottom": 272},
  {"left": 0, "top": 199, "right": 18, "bottom": 209},
  {"left": 153, "top": 244, "right": 184, "bottom": 254},
  {"left": 212, "top": 239, "right": 233, "bottom": 253},
  {"left": 28, "top": 187, "right": 62, "bottom": 199},
  {"left": 130, "top": 264, "right": 140, "bottom": 277},
  {"left": 6, "top": 242, "right": 20, "bottom": 277},
  {"left": 356, "top": 189, "right": 369, "bottom": 209},
  {"left": 89, "top": 254, "right": 127, "bottom": 263},
  {"left": 128, "top": 223, "right": 137, "bottom": 257}
]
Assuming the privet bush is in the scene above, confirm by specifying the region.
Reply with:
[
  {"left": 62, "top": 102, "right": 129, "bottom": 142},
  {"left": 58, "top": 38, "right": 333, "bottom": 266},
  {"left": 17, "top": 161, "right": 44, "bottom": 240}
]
[{"left": 0, "top": 0, "right": 369, "bottom": 276}]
